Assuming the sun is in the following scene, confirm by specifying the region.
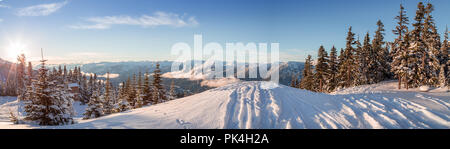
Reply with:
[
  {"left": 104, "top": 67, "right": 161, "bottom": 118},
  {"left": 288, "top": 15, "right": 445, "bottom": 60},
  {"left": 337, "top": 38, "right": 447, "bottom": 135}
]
[{"left": 5, "top": 40, "right": 28, "bottom": 62}]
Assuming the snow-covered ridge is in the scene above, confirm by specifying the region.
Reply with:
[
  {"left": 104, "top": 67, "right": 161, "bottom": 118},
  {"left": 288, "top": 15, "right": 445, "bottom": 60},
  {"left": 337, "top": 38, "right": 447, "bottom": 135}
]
[{"left": 53, "top": 81, "right": 449, "bottom": 129}]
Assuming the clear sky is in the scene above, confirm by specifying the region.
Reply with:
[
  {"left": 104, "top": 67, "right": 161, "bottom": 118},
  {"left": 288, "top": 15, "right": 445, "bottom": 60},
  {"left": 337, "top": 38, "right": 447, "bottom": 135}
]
[{"left": 0, "top": 0, "right": 449, "bottom": 64}]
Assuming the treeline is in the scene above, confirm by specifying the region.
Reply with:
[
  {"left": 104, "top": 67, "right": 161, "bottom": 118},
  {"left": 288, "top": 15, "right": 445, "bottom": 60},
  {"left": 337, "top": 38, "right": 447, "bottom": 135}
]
[
  {"left": 292, "top": 2, "right": 449, "bottom": 92},
  {"left": 12, "top": 53, "right": 176, "bottom": 125}
]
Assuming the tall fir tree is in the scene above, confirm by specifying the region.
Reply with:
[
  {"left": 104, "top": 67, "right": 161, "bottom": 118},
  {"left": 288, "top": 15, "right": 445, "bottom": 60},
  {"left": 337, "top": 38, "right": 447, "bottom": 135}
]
[
  {"left": 152, "top": 63, "right": 166, "bottom": 104},
  {"left": 83, "top": 86, "right": 104, "bottom": 119},
  {"left": 168, "top": 80, "right": 176, "bottom": 100},
  {"left": 372, "top": 20, "right": 389, "bottom": 82},
  {"left": 314, "top": 45, "right": 330, "bottom": 92},
  {"left": 299, "top": 55, "right": 315, "bottom": 91},
  {"left": 422, "top": 3, "right": 441, "bottom": 86},
  {"left": 327, "top": 46, "right": 338, "bottom": 91},
  {"left": 143, "top": 71, "right": 153, "bottom": 105},
  {"left": 102, "top": 73, "right": 115, "bottom": 114},
  {"left": 391, "top": 4, "right": 410, "bottom": 89},
  {"left": 16, "top": 54, "right": 26, "bottom": 100},
  {"left": 24, "top": 50, "right": 74, "bottom": 125},
  {"left": 337, "top": 27, "right": 359, "bottom": 88}
]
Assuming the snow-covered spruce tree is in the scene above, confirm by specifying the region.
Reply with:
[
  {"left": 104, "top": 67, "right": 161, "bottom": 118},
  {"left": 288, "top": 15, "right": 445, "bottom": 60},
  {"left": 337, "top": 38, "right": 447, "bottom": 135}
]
[
  {"left": 102, "top": 73, "right": 116, "bottom": 114},
  {"left": 442, "top": 27, "right": 450, "bottom": 85},
  {"left": 24, "top": 57, "right": 74, "bottom": 125},
  {"left": 299, "top": 55, "right": 315, "bottom": 91},
  {"left": 83, "top": 87, "right": 104, "bottom": 119},
  {"left": 421, "top": 3, "right": 442, "bottom": 87},
  {"left": 115, "top": 82, "right": 131, "bottom": 112},
  {"left": 372, "top": 20, "right": 390, "bottom": 82},
  {"left": 407, "top": 2, "right": 440, "bottom": 87},
  {"left": 79, "top": 75, "right": 91, "bottom": 104},
  {"left": 16, "top": 54, "right": 26, "bottom": 99},
  {"left": 439, "top": 65, "right": 447, "bottom": 87},
  {"left": 142, "top": 71, "right": 153, "bottom": 105},
  {"left": 152, "top": 63, "right": 166, "bottom": 104},
  {"left": 314, "top": 45, "right": 330, "bottom": 92},
  {"left": 127, "top": 74, "right": 137, "bottom": 107},
  {"left": 354, "top": 37, "right": 364, "bottom": 85},
  {"left": 391, "top": 4, "right": 410, "bottom": 89},
  {"left": 337, "top": 26, "right": 359, "bottom": 89},
  {"left": 358, "top": 32, "right": 372, "bottom": 85},
  {"left": 327, "top": 46, "right": 338, "bottom": 92},
  {"left": 168, "top": 80, "right": 176, "bottom": 100},
  {"left": 27, "top": 62, "right": 33, "bottom": 85}
]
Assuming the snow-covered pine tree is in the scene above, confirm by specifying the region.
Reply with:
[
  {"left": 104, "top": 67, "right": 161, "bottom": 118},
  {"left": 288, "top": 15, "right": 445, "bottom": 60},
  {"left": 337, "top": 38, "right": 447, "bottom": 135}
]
[
  {"left": 83, "top": 86, "right": 104, "bottom": 119},
  {"left": 152, "top": 63, "right": 166, "bottom": 104},
  {"left": 327, "top": 46, "right": 338, "bottom": 92},
  {"left": 128, "top": 74, "right": 137, "bottom": 107},
  {"left": 16, "top": 54, "right": 27, "bottom": 101},
  {"left": 391, "top": 4, "right": 410, "bottom": 89},
  {"left": 16, "top": 54, "right": 26, "bottom": 97},
  {"left": 103, "top": 73, "right": 116, "bottom": 114},
  {"left": 79, "top": 74, "right": 90, "bottom": 104},
  {"left": 359, "top": 32, "right": 372, "bottom": 85},
  {"left": 27, "top": 61, "right": 33, "bottom": 85},
  {"left": 372, "top": 20, "right": 389, "bottom": 82},
  {"left": 408, "top": 2, "right": 427, "bottom": 87},
  {"left": 168, "top": 80, "right": 176, "bottom": 100},
  {"left": 337, "top": 26, "right": 359, "bottom": 88},
  {"left": 299, "top": 55, "right": 315, "bottom": 91},
  {"left": 354, "top": 36, "right": 364, "bottom": 85},
  {"left": 314, "top": 45, "right": 330, "bottom": 92},
  {"left": 442, "top": 27, "right": 450, "bottom": 85},
  {"left": 143, "top": 71, "right": 153, "bottom": 105},
  {"left": 116, "top": 82, "right": 131, "bottom": 112},
  {"left": 439, "top": 65, "right": 447, "bottom": 87},
  {"left": 24, "top": 52, "right": 74, "bottom": 125},
  {"left": 422, "top": 3, "right": 441, "bottom": 86}
]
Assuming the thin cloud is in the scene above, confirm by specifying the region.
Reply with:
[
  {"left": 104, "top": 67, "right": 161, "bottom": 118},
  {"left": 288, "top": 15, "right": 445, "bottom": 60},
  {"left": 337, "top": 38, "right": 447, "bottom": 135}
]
[
  {"left": 16, "top": 0, "right": 68, "bottom": 16},
  {"left": 69, "top": 11, "right": 199, "bottom": 30}
]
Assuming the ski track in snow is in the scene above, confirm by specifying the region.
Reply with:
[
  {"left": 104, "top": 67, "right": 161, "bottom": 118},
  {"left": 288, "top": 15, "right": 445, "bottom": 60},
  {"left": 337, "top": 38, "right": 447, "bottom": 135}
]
[{"left": 0, "top": 81, "right": 449, "bottom": 129}]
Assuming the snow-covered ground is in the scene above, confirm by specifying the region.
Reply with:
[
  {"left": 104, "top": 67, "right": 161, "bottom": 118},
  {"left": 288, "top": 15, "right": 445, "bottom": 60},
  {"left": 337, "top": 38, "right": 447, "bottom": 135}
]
[{"left": 0, "top": 81, "right": 449, "bottom": 129}]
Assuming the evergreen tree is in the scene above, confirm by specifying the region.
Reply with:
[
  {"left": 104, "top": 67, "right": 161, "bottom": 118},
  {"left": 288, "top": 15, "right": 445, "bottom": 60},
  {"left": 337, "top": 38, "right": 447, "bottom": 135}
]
[
  {"left": 359, "top": 32, "right": 372, "bottom": 84},
  {"left": 27, "top": 61, "right": 33, "bottom": 85},
  {"left": 408, "top": 2, "right": 440, "bottom": 87},
  {"left": 299, "top": 55, "right": 315, "bottom": 91},
  {"left": 327, "top": 46, "right": 338, "bottom": 91},
  {"left": 391, "top": 4, "right": 410, "bottom": 89},
  {"left": 128, "top": 74, "right": 137, "bottom": 107},
  {"left": 168, "top": 80, "right": 176, "bottom": 100},
  {"left": 24, "top": 53, "right": 74, "bottom": 125},
  {"left": 354, "top": 37, "right": 364, "bottom": 85},
  {"left": 337, "top": 27, "right": 359, "bottom": 88},
  {"left": 116, "top": 82, "right": 131, "bottom": 112},
  {"left": 152, "top": 63, "right": 166, "bottom": 104},
  {"left": 143, "top": 71, "right": 153, "bottom": 105},
  {"left": 83, "top": 87, "right": 104, "bottom": 119},
  {"left": 422, "top": 3, "right": 441, "bottom": 86},
  {"left": 314, "top": 45, "right": 330, "bottom": 92},
  {"left": 102, "top": 73, "right": 115, "bottom": 114},
  {"left": 16, "top": 54, "right": 26, "bottom": 100},
  {"left": 372, "top": 20, "right": 389, "bottom": 82}
]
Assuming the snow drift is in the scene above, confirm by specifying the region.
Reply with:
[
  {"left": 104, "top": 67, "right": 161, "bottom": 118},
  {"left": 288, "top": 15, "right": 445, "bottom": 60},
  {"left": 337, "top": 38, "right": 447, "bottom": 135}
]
[{"left": 61, "top": 81, "right": 449, "bottom": 129}]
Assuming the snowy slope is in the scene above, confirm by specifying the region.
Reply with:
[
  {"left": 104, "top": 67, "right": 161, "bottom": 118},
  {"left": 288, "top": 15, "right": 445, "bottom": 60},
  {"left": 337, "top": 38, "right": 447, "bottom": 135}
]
[
  {"left": 1, "top": 81, "right": 448, "bottom": 129},
  {"left": 57, "top": 81, "right": 449, "bottom": 129}
]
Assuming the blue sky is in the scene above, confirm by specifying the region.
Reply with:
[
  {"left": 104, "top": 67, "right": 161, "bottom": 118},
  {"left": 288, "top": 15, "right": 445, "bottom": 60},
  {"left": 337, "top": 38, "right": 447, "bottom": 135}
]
[{"left": 0, "top": 0, "right": 449, "bottom": 64}]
